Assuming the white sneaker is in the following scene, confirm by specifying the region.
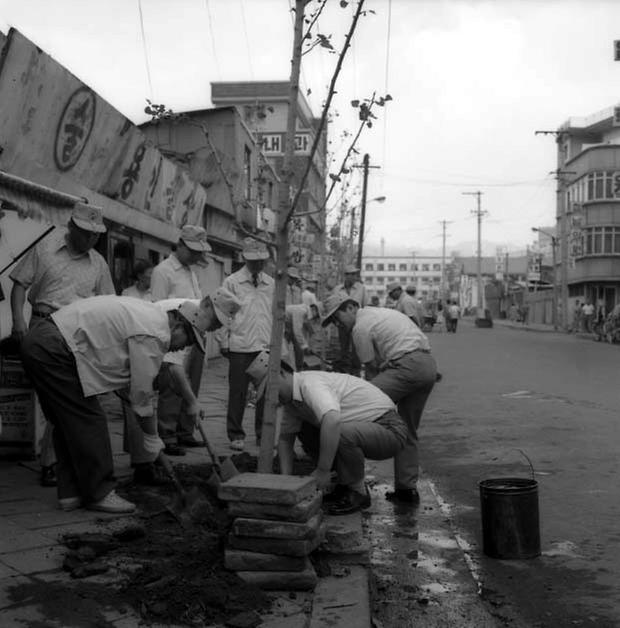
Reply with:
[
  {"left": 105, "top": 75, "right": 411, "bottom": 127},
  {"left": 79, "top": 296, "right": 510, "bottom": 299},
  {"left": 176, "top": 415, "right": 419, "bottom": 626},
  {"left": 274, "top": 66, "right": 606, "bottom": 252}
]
[
  {"left": 230, "top": 439, "right": 245, "bottom": 451},
  {"left": 58, "top": 496, "right": 82, "bottom": 512},
  {"left": 88, "top": 490, "right": 136, "bottom": 514}
]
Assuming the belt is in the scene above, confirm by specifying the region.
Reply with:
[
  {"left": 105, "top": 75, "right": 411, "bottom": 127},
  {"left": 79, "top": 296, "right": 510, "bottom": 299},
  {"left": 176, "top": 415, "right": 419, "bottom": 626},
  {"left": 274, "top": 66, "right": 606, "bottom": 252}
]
[{"left": 31, "top": 310, "right": 52, "bottom": 319}]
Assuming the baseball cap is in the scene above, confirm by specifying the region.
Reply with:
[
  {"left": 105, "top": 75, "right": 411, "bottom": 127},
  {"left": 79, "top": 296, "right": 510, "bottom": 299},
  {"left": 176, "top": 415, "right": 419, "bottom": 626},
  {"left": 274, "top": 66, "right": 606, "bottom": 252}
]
[
  {"left": 246, "top": 350, "right": 293, "bottom": 399},
  {"left": 176, "top": 301, "right": 209, "bottom": 352},
  {"left": 71, "top": 202, "right": 106, "bottom": 233},
  {"left": 211, "top": 287, "right": 242, "bottom": 329},
  {"left": 321, "top": 293, "right": 359, "bottom": 327},
  {"left": 386, "top": 282, "right": 401, "bottom": 293},
  {"left": 180, "top": 225, "right": 212, "bottom": 253},
  {"left": 242, "top": 237, "right": 270, "bottom": 261}
]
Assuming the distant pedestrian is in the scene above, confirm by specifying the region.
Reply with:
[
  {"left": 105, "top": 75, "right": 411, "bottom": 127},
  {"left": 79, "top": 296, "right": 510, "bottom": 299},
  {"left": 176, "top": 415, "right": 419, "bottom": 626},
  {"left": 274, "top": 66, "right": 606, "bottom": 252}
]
[
  {"left": 9, "top": 202, "right": 114, "bottom": 489},
  {"left": 447, "top": 301, "right": 461, "bottom": 332},
  {"left": 582, "top": 301, "right": 595, "bottom": 333},
  {"left": 218, "top": 237, "right": 274, "bottom": 451},
  {"left": 121, "top": 259, "right": 153, "bottom": 301},
  {"left": 571, "top": 300, "right": 582, "bottom": 333}
]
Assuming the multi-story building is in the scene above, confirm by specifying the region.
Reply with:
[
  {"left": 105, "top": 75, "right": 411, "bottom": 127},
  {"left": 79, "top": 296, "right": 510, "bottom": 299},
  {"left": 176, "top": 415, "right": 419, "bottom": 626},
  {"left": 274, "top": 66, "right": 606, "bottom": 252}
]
[
  {"left": 211, "top": 81, "right": 327, "bottom": 276},
  {"left": 557, "top": 104, "right": 620, "bottom": 323},
  {"left": 361, "top": 255, "right": 450, "bottom": 302}
]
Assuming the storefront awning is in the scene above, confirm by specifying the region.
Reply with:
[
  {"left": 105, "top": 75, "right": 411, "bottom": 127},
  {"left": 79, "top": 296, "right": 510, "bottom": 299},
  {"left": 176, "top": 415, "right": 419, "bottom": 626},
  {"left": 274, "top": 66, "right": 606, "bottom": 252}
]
[{"left": 0, "top": 170, "right": 81, "bottom": 224}]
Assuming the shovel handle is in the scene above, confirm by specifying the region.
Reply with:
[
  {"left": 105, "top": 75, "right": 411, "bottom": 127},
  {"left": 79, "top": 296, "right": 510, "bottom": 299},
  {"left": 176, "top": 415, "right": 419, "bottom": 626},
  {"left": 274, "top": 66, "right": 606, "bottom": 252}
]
[
  {"left": 158, "top": 452, "right": 187, "bottom": 498},
  {"left": 196, "top": 420, "right": 221, "bottom": 471}
]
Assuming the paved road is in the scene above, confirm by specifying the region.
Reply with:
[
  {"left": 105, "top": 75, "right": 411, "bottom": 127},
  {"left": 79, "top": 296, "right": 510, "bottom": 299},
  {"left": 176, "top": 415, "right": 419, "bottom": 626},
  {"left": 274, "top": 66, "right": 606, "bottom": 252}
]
[{"left": 408, "top": 320, "right": 620, "bottom": 627}]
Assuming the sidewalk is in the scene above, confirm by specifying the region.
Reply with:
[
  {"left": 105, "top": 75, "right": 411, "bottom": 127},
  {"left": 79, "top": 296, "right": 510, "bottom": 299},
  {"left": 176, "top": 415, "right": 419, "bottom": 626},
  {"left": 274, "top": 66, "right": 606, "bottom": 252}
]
[{"left": 0, "top": 357, "right": 372, "bottom": 627}]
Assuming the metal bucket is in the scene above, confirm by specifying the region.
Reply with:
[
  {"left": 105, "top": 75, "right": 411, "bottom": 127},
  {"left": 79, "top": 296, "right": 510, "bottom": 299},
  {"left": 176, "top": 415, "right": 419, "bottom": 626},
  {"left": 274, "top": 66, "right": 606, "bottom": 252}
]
[{"left": 479, "top": 477, "right": 540, "bottom": 559}]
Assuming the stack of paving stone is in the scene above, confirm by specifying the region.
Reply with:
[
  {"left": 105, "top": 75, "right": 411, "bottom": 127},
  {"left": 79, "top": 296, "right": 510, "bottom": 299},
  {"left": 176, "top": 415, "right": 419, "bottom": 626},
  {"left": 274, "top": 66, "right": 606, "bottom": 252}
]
[{"left": 218, "top": 472, "right": 324, "bottom": 591}]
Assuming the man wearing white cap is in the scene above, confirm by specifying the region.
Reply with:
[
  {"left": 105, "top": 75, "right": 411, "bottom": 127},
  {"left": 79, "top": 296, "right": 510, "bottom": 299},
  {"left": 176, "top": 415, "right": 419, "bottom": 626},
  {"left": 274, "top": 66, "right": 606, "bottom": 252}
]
[
  {"left": 125, "top": 288, "right": 241, "bottom": 485},
  {"left": 150, "top": 225, "right": 211, "bottom": 454},
  {"left": 20, "top": 296, "right": 210, "bottom": 514},
  {"left": 218, "top": 237, "right": 274, "bottom": 451},
  {"left": 246, "top": 351, "right": 409, "bottom": 515},
  {"left": 322, "top": 293, "right": 437, "bottom": 505},
  {"left": 10, "top": 201, "right": 114, "bottom": 488}
]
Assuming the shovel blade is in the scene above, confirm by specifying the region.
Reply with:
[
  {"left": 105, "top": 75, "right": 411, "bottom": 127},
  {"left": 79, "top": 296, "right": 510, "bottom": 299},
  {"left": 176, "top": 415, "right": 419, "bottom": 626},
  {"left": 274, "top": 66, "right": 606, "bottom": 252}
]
[{"left": 219, "top": 457, "right": 239, "bottom": 482}]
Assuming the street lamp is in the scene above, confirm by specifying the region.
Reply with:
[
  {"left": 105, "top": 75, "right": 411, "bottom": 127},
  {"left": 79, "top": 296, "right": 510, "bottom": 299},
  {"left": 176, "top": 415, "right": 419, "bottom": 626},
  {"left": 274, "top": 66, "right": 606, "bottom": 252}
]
[
  {"left": 532, "top": 227, "right": 558, "bottom": 330},
  {"left": 356, "top": 195, "right": 386, "bottom": 269}
]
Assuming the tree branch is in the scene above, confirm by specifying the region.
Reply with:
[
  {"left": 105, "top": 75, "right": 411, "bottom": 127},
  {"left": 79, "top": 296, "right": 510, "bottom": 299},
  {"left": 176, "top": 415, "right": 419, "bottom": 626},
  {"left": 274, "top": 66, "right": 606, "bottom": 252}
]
[{"left": 285, "top": 0, "right": 366, "bottom": 225}]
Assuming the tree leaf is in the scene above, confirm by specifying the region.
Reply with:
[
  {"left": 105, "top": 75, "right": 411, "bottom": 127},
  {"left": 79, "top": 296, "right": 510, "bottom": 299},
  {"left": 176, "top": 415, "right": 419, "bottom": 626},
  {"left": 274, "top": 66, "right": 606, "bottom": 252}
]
[
  {"left": 385, "top": 94, "right": 393, "bottom": 101},
  {"left": 351, "top": 99, "right": 360, "bottom": 107},
  {"left": 340, "top": 0, "right": 348, "bottom": 6}
]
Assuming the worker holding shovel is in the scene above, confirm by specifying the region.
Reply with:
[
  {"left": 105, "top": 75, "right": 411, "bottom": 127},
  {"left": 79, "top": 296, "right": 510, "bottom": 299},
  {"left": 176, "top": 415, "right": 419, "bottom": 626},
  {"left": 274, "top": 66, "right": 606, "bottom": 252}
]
[{"left": 20, "top": 295, "right": 218, "bottom": 514}]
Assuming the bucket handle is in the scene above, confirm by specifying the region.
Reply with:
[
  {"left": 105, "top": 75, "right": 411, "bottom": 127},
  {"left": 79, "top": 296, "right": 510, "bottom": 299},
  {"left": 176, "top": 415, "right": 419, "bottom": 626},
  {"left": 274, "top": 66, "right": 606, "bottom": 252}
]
[{"left": 514, "top": 448, "right": 536, "bottom": 481}]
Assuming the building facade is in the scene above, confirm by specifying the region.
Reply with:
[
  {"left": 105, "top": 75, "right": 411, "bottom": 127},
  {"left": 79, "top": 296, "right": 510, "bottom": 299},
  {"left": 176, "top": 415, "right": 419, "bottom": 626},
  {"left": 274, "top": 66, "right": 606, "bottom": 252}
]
[
  {"left": 211, "top": 81, "right": 327, "bottom": 277},
  {"left": 557, "top": 105, "right": 620, "bottom": 323},
  {"left": 361, "top": 255, "right": 451, "bottom": 303}
]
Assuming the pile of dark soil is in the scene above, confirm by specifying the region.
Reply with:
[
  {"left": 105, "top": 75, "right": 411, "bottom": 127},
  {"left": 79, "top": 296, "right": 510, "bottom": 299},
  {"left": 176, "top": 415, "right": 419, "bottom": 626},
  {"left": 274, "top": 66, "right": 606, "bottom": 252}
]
[{"left": 63, "top": 460, "right": 271, "bottom": 626}]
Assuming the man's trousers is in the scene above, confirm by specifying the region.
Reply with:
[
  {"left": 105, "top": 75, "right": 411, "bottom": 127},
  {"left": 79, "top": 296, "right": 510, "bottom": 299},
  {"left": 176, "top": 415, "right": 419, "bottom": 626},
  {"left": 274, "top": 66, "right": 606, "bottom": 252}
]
[
  {"left": 226, "top": 351, "right": 264, "bottom": 442},
  {"left": 20, "top": 319, "right": 116, "bottom": 503},
  {"left": 370, "top": 351, "right": 437, "bottom": 490}
]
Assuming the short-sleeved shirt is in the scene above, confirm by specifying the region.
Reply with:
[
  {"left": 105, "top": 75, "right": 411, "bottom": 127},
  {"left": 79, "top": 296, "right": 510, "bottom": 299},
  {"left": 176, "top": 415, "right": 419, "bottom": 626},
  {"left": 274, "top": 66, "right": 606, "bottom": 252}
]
[
  {"left": 280, "top": 371, "right": 396, "bottom": 435},
  {"left": 352, "top": 307, "right": 431, "bottom": 366},
  {"left": 10, "top": 227, "right": 115, "bottom": 309},
  {"left": 150, "top": 253, "right": 202, "bottom": 301},
  {"left": 51, "top": 296, "right": 171, "bottom": 416},
  {"left": 219, "top": 266, "right": 274, "bottom": 353},
  {"left": 396, "top": 292, "right": 424, "bottom": 325}
]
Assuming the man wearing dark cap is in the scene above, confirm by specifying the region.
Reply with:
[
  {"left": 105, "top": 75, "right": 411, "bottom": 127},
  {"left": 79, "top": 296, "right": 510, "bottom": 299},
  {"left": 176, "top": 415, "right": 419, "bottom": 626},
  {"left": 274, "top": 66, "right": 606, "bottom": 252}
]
[
  {"left": 322, "top": 293, "right": 437, "bottom": 505},
  {"left": 218, "top": 237, "right": 274, "bottom": 451},
  {"left": 150, "top": 224, "right": 211, "bottom": 455},
  {"left": 387, "top": 282, "right": 424, "bottom": 328},
  {"left": 10, "top": 201, "right": 114, "bottom": 487}
]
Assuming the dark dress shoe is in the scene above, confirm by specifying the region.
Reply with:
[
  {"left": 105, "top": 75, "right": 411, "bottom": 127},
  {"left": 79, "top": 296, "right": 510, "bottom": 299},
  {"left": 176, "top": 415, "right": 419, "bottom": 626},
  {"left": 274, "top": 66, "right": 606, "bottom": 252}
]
[
  {"left": 326, "top": 486, "right": 371, "bottom": 515},
  {"left": 385, "top": 488, "right": 420, "bottom": 504},
  {"left": 163, "top": 443, "right": 186, "bottom": 456},
  {"left": 40, "top": 465, "right": 57, "bottom": 487},
  {"left": 133, "top": 463, "right": 168, "bottom": 486},
  {"left": 177, "top": 437, "right": 202, "bottom": 448}
]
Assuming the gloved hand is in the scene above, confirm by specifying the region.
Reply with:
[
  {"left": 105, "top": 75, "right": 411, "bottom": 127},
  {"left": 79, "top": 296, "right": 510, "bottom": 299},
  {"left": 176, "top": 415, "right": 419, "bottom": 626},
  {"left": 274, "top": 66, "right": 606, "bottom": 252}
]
[{"left": 142, "top": 433, "right": 165, "bottom": 455}]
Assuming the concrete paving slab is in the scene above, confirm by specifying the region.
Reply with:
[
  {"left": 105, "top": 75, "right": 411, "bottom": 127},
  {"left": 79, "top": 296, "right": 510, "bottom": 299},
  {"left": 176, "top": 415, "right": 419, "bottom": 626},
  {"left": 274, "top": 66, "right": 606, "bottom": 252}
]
[
  {"left": 309, "top": 566, "right": 370, "bottom": 628},
  {"left": 0, "top": 498, "right": 52, "bottom": 515},
  {"left": 0, "top": 519, "right": 55, "bottom": 553},
  {"left": 0, "top": 561, "right": 20, "bottom": 579},
  {"left": 229, "top": 526, "right": 324, "bottom": 557},
  {"left": 0, "top": 574, "right": 35, "bottom": 609},
  {"left": 237, "top": 560, "right": 318, "bottom": 591},
  {"left": 0, "top": 544, "right": 65, "bottom": 574},
  {"left": 233, "top": 513, "right": 322, "bottom": 540},
  {"left": 225, "top": 549, "right": 307, "bottom": 572},
  {"left": 219, "top": 472, "right": 318, "bottom": 505},
  {"left": 228, "top": 491, "right": 322, "bottom": 522},
  {"left": 7, "top": 508, "right": 112, "bottom": 529}
]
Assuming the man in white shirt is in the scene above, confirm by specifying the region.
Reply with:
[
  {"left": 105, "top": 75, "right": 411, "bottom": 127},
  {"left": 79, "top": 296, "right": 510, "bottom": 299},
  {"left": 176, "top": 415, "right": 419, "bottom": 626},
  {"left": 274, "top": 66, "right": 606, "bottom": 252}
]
[
  {"left": 322, "top": 294, "right": 438, "bottom": 505},
  {"left": 387, "top": 282, "right": 424, "bottom": 328},
  {"left": 285, "top": 302, "right": 320, "bottom": 370},
  {"left": 219, "top": 237, "right": 274, "bottom": 451},
  {"left": 150, "top": 225, "right": 211, "bottom": 455},
  {"left": 286, "top": 266, "right": 302, "bottom": 305},
  {"left": 20, "top": 296, "right": 212, "bottom": 514},
  {"left": 246, "top": 352, "right": 408, "bottom": 515}
]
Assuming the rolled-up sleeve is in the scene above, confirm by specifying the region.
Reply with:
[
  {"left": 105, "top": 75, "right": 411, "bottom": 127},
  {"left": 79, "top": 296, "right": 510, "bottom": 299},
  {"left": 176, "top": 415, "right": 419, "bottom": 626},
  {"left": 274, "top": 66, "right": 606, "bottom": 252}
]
[{"left": 127, "top": 335, "right": 165, "bottom": 417}]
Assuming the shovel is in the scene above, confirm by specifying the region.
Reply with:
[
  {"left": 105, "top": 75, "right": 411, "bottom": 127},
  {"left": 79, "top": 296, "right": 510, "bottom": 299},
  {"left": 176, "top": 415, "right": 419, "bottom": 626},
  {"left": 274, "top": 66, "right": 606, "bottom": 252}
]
[
  {"left": 157, "top": 452, "right": 211, "bottom": 526},
  {"left": 195, "top": 414, "right": 239, "bottom": 491}
]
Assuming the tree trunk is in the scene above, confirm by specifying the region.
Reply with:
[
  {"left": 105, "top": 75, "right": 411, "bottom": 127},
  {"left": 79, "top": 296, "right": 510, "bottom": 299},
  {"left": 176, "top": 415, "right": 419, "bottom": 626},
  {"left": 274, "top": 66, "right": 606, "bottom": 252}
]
[{"left": 257, "top": 0, "right": 305, "bottom": 473}]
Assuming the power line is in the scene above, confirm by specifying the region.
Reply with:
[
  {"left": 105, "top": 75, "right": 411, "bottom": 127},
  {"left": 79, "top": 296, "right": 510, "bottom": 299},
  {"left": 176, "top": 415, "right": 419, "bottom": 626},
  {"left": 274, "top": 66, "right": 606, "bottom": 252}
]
[
  {"left": 239, "top": 0, "right": 254, "bottom": 79},
  {"left": 382, "top": 172, "right": 553, "bottom": 188},
  {"left": 205, "top": 0, "right": 222, "bottom": 81},
  {"left": 137, "top": 0, "right": 154, "bottom": 99}
]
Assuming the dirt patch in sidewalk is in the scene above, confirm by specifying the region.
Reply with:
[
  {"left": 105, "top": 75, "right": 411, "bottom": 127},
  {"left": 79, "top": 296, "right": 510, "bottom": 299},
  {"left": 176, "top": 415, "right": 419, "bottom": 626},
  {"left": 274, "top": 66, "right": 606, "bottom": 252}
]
[{"left": 5, "top": 458, "right": 271, "bottom": 627}]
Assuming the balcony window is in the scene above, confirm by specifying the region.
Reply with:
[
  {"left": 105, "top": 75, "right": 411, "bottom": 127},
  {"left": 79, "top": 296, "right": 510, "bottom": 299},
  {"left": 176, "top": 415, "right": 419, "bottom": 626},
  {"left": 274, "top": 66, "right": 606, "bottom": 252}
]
[
  {"left": 412, "top": 264, "right": 419, "bottom": 271},
  {"left": 400, "top": 277, "right": 407, "bottom": 283},
  {"left": 365, "top": 263, "right": 374, "bottom": 271},
  {"left": 377, "top": 264, "right": 384, "bottom": 271},
  {"left": 581, "top": 226, "right": 620, "bottom": 256},
  {"left": 432, "top": 264, "right": 441, "bottom": 271},
  {"left": 388, "top": 264, "right": 396, "bottom": 271},
  {"left": 376, "top": 276, "right": 385, "bottom": 283},
  {"left": 422, "top": 264, "right": 430, "bottom": 271},
  {"left": 399, "top": 264, "right": 407, "bottom": 271}
]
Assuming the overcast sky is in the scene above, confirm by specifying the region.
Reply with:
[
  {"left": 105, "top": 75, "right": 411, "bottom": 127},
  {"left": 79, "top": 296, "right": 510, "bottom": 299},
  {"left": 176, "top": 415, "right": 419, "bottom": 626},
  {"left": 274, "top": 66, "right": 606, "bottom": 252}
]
[{"left": 1, "top": 0, "right": 620, "bottom": 257}]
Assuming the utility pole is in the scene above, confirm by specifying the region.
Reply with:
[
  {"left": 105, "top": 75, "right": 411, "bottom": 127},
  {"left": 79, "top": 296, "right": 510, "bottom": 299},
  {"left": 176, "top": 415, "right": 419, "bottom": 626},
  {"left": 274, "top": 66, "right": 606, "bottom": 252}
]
[
  {"left": 439, "top": 220, "right": 453, "bottom": 300},
  {"left": 353, "top": 154, "right": 380, "bottom": 270},
  {"left": 463, "top": 191, "right": 487, "bottom": 311}
]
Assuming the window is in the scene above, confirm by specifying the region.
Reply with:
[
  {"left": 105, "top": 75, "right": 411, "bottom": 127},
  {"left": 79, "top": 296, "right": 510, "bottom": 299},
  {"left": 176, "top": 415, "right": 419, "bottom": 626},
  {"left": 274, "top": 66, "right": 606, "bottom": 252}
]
[
  {"left": 365, "top": 263, "right": 374, "bottom": 271},
  {"left": 399, "top": 263, "right": 407, "bottom": 271},
  {"left": 400, "top": 277, "right": 407, "bottom": 283},
  {"left": 243, "top": 145, "right": 252, "bottom": 200},
  {"left": 412, "top": 264, "right": 419, "bottom": 271},
  {"left": 432, "top": 264, "right": 441, "bottom": 271},
  {"left": 365, "top": 277, "right": 373, "bottom": 284},
  {"left": 422, "top": 264, "right": 430, "bottom": 271},
  {"left": 376, "top": 276, "right": 385, "bottom": 283},
  {"left": 581, "top": 226, "right": 620, "bottom": 256},
  {"left": 377, "top": 264, "right": 384, "bottom": 271},
  {"left": 388, "top": 264, "right": 396, "bottom": 271}
]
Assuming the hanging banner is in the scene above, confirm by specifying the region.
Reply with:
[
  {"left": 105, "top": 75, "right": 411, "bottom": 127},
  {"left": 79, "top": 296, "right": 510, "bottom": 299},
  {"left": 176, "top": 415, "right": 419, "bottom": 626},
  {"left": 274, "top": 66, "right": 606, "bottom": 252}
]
[{"left": 0, "top": 28, "right": 206, "bottom": 229}]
